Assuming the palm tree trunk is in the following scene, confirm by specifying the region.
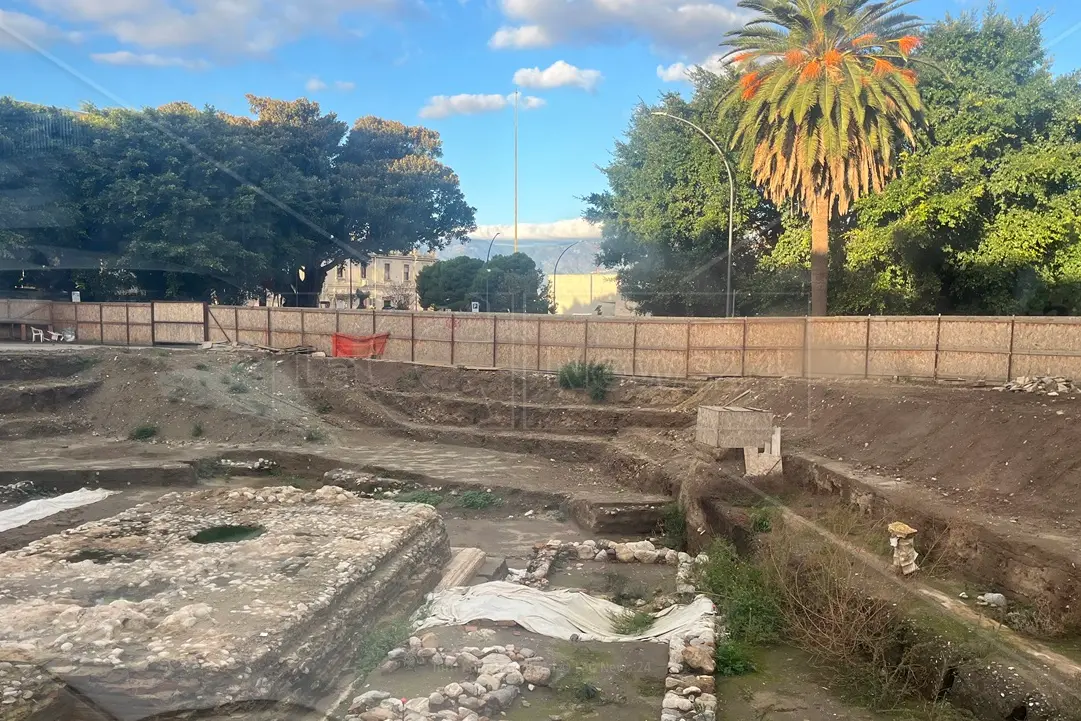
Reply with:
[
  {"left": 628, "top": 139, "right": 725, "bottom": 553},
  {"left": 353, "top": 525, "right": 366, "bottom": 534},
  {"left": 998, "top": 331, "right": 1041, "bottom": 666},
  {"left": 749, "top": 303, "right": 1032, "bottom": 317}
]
[{"left": 810, "top": 198, "right": 830, "bottom": 316}]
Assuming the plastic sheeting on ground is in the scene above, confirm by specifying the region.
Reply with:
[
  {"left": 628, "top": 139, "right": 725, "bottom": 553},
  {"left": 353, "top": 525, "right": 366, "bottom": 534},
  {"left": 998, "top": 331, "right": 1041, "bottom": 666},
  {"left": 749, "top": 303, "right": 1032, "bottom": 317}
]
[
  {"left": 0, "top": 488, "right": 117, "bottom": 533},
  {"left": 415, "top": 581, "right": 715, "bottom": 643}
]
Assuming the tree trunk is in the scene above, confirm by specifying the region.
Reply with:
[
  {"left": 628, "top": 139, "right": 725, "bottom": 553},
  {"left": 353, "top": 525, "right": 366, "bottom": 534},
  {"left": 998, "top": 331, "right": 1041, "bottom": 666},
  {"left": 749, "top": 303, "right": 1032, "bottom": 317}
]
[{"left": 810, "top": 198, "right": 830, "bottom": 316}]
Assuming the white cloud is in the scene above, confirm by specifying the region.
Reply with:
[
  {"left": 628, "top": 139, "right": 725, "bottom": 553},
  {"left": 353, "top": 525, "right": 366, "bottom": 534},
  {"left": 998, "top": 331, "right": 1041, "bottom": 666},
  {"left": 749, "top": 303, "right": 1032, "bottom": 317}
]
[
  {"left": 471, "top": 218, "right": 602, "bottom": 242},
  {"left": 334, "top": 80, "right": 356, "bottom": 91},
  {"left": 305, "top": 76, "right": 328, "bottom": 92},
  {"left": 513, "top": 60, "right": 602, "bottom": 91},
  {"left": 23, "top": 0, "right": 411, "bottom": 55},
  {"left": 419, "top": 92, "right": 545, "bottom": 119},
  {"left": 91, "top": 50, "right": 209, "bottom": 69},
  {"left": 0, "top": 9, "right": 79, "bottom": 49},
  {"left": 489, "top": 0, "right": 748, "bottom": 58},
  {"left": 657, "top": 53, "right": 727, "bottom": 82},
  {"left": 490, "top": 24, "right": 550, "bottom": 49}
]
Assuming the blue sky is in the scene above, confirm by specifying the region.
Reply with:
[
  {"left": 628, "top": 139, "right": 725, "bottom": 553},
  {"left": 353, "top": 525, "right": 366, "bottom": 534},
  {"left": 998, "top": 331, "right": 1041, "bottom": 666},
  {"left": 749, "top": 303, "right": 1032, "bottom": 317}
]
[{"left": 3, "top": 0, "right": 1081, "bottom": 251}]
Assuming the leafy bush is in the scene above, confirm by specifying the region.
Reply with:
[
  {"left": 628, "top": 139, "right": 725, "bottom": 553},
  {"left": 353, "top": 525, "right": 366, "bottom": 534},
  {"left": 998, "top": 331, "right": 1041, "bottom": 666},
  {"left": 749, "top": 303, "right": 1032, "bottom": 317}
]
[
  {"left": 608, "top": 609, "right": 655, "bottom": 635},
  {"left": 749, "top": 505, "right": 777, "bottom": 533},
  {"left": 558, "top": 360, "right": 615, "bottom": 401},
  {"left": 458, "top": 490, "right": 501, "bottom": 509},
  {"left": 304, "top": 428, "right": 326, "bottom": 443},
  {"left": 696, "top": 540, "right": 783, "bottom": 646},
  {"left": 128, "top": 424, "right": 158, "bottom": 441},
  {"left": 659, "top": 502, "right": 687, "bottom": 550},
  {"left": 396, "top": 490, "right": 444, "bottom": 506},
  {"left": 714, "top": 640, "right": 756, "bottom": 677},
  {"left": 227, "top": 381, "right": 249, "bottom": 394},
  {"left": 191, "top": 422, "right": 204, "bottom": 438}
]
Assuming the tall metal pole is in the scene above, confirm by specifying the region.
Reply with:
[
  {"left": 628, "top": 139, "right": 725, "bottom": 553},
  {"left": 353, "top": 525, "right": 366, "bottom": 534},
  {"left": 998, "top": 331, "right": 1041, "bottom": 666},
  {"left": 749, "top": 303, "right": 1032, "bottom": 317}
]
[
  {"left": 514, "top": 90, "right": 519, "bottom": 254},
  {"left": 551, "top": 240, "right": 581, "bottom": 313},
  {"left": 651, "top": 111, "right": 736, "bottom": 317},
  {"left": 485, "top": 232, "right": 500, "bottom": 312}
]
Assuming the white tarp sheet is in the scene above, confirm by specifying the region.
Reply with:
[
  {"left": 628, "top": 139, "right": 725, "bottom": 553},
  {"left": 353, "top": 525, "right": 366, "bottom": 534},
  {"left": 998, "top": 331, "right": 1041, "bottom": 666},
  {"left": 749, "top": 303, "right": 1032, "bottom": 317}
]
[
  {"left": 0, "top": 488, "right": 117, "bottom": 533},
  {"left": 415, "top": 581, "right": 715, "bottom": 643}
]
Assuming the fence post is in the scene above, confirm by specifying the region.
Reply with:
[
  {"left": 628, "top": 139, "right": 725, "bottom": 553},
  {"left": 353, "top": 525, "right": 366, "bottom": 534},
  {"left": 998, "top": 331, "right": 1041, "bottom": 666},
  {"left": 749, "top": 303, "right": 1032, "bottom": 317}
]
[
  {"left": 631, "top": 321, "right": 638, "bottom": 376},
  {"left": 864, "top": 316, "right": 872, "bottom": 379},
  {"left": 684, "top": 322, "right": 692, "bottom": 379},
  {"left": 741, "top": 317, "right": 748, "bottom": 377},
  {"left": 411, "top": 312, "right": 416, "bottom": 363},
  {"left": 1007, "top": 316, "right": 1016, "bottom": 381},
  {"left": 202, "top": 303, "right": 209, "bottom": 342},
  {"left": 300, "top": 308, "right": 306, "bottom": 348},
  {"left": 150, "top": 302, "right": 156, "bottom": 346},
  {"left": 583, "top": 317, "right": 589, "bottom": 363},
  {"left": 125, "top": 304, "right": 131, "bottom": 346},
  {"left": 335, "top": 309, "right": 339, "bottom": 335},
  {"left": 491, "top": 315, "right": 497, "bottom": 368},
  {"left": 535, "top": 318, "right": 541, "bottom": 371},
  {"left": 234, "top": 307, "right": 240, "bottom": 344},
  {"left": 933, "top": 315, "right": 942, "bottom": 380},
  {"left": 266, "top": 306, "right": 271, "bottom": 347},
  {"left": 450, "top": 313, "right": 456, "bottom": 366}
]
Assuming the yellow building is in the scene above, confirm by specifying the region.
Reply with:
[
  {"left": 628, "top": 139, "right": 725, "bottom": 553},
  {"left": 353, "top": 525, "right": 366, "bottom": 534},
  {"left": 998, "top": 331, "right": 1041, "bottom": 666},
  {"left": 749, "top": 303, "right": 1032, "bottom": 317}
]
[
  {"left": 320, "top": 251, "right": 437, "bottom": 310},
  {"left": 550, "top": 272, "right": 635, "bottom": 316}
]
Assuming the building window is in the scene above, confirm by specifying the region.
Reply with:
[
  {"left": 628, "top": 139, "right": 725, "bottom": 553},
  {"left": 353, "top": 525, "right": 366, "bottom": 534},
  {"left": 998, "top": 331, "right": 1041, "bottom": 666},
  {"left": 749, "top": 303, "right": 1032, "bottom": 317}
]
[
  {"left": 336, "top": 264, "right": 345, "bottom": 280},
  {"left": 384, "top": 262, "right": 391, "bottom": 282},
  {"left": 360, "top": 263, "right": 367, "bottom": 279},
  {"left": 403, "top": 264, "right": 411, "bottom": 282}
]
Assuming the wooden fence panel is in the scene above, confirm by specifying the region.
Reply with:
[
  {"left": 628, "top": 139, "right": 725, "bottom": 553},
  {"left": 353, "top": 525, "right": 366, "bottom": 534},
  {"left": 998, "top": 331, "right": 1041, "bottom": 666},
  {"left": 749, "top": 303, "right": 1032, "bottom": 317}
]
[
  {"left": 152, "top": 302, "right": 205, "bottom": 344},
  {"left": 538, "top": 317, "right": 586, "bottom": 371},
  {"left": 495, "top": 316, "right": 540, "bottom": 370},
  {"left": 744, "top": 319, "right": 803, "bottom": 377},
  {"left": 414, "top": 314, "right": 453, "bottom": 366},
  {"left": 937, "top": 318, "right": 1011, "bottom": 380},
  {"left": 375, "top": 312, "right": 412, "bottom": 362},
  {"left": 587, "top": 319, "right": 634, "bottom": 375},
  {"left": 807, "top": 317, "right": 866, "bottom": 377},
  {"left": 454, "top": 315, "right": 495, "bottom": 367},
  {"left": 1011, "top": 319, "right": 1081, "bottom": 379},
  {"left": 867, "top": 317, "right": 937, "bottom": 378},
  {"left": 688, "top": 321, "right": 742, "bottom": 377}
]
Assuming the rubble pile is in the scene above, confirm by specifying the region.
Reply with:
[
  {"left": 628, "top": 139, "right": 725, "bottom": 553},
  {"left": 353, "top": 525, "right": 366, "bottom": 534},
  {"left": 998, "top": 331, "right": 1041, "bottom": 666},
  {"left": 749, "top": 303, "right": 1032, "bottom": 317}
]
[{"left": 994, "top": 376, "right": 1077, "bottom": 394}]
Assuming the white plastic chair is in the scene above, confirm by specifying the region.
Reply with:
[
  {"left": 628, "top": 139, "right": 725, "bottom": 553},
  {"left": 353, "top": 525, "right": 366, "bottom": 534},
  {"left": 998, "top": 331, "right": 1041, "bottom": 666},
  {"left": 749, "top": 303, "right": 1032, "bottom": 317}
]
[{"left": 30, "top": 327, "right": 45, "bottom": 343}]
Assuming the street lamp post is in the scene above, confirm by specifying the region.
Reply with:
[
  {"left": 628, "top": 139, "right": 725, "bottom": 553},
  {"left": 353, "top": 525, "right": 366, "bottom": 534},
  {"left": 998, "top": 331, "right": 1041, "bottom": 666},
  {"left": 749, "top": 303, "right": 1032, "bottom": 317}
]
[
  {"left": 485, "top": 232, "right": 500, "bottom": 312},
  {"left": 551, "top": 240, "right": 581, "bottom": 313},
  {"left": 651, "top": 111, "right": 736, "bottom": 317}
]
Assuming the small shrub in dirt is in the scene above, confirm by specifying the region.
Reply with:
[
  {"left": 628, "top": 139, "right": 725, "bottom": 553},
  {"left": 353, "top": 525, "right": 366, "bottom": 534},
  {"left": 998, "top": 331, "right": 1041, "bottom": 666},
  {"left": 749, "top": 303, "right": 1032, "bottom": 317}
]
[
  {"left": 714, "top": 640, "right": 756, "bottom": 677},
  {"left": 194, "top": 362, "right": 209, "bottom": 371},
  {"left": 304, "top": 429, "right": 326, "bottom": 443},
  {"left": 396, "top": 490, "right": 443, "bottom": 506},
  {"left": 191, "top": 422, "right": 204, "bottom": 438},
  {"left": 557, "top": 360, "right": 615, "bottom": 401},
  {"left": 192, "top": 458, "right": 217, "bottom": 478},
  {"left": 696, "top": 540, "right": 783, "bottom": 646},
  {"left": 356, "top": 618, "right": 410, "bottom": 678},
  {"left": 227, "top": 381, "right": 249, "bottom": 394},
  {"left": 458, "top": 490, "right": 501, "bottom": 509},
  {"left": 315, "top": 400, "right": 332, "bottom": 414},
  {"left": 128, "top": 424, "right": 159, "bottom": 441},
  {"left": 749, "top": 505, "right": 777, "bottom": 533},
  {"left": 608, "top": 609, "right": 655, "bottom": 635},
  {"left": 659, "top": 502, "right": 687, "bottom": 550}
]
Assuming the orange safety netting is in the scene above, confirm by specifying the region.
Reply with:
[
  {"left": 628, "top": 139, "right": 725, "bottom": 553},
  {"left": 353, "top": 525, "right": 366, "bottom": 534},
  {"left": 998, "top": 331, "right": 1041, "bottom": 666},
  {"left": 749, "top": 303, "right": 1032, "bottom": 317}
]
[{"left": 331, "top": 332, "right": 390, "bottom": 358}]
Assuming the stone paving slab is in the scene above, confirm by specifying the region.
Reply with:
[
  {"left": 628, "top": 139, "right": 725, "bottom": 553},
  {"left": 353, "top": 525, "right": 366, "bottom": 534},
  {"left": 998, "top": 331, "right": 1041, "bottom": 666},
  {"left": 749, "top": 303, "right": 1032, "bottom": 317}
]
[{"left": 0, "top": 486, "right": 450, "bottom": 721}]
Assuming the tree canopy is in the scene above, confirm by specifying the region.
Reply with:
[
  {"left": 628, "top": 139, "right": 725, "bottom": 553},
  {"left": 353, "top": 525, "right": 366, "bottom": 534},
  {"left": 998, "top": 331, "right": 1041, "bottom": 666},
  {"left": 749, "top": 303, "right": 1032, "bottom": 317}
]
[
  {"left": 0, "top": 95, "right": 476, "bottom": 306},
  {"left": 416, "top": 253, "right": 552, "bottom": 313},
  {"left": 587, "top": 7, "right": 1081, "bottom": 317}
]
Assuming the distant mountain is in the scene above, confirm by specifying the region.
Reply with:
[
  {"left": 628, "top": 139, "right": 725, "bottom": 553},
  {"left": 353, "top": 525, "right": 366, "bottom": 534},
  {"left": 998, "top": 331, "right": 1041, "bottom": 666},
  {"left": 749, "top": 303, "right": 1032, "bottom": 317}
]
[{"left": 439, "top": 238, "right": 605, "bottom": 275}]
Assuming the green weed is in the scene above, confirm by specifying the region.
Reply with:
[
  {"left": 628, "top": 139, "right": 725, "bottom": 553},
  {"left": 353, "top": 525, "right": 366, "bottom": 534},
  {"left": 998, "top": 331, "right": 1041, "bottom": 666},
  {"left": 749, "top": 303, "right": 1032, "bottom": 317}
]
[
  {"left": 304, "top": 428, "right": 326, "bottom": 443},
  {"left": 356, "top": 618, "right": 411, "bottom": 679},
  {"left": 714, "top": 640, "right": 756, "bottom": 677},
  {"left": 396, "top": 490, "right": 444, "bottom": 506},
  {"left": 194, "top": 362, "right": 209, "bottom": 371},
  {"left": 191, "top": 422, "right": 204, "bottom": 438},
  {"left": 128, "top": 424, "right": 159, "bottom": 441},
  {"left": 695, "top": 540, "right": 783, "bottom": 645},
  {"left": 659, "top": 502, "right": 687, "bottom": 550},
  {"left": 608, "top": 609, "right": 655, "bottom": 635},
  {"left": 557, "top": 360, "right": 615, "bottom": 401},
  {"left": 458, "top": 490, "right": 501, "bottom": 509},
  {"left": 227, "top": 381, "right": 249, "bottom": 394}
]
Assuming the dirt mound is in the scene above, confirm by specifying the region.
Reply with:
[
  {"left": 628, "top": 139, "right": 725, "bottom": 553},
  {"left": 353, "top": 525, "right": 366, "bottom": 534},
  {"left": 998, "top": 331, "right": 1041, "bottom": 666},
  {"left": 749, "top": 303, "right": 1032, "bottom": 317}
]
[{"left": 681, "top": 377, "right": 1081, "bottom": 530}]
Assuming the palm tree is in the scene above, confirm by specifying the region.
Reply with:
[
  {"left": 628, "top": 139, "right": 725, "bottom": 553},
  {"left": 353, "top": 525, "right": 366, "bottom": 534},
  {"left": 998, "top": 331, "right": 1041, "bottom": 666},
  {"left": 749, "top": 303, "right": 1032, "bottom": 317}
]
[{"left": 722, "top": 0, "right": 924, "bottom": 315}]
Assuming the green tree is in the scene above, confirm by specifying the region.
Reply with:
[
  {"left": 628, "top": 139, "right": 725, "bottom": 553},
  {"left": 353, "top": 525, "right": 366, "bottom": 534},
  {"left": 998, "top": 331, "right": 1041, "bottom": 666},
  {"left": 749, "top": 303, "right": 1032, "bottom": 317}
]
[
  {"left": 416, "top": 256, "right": 485, "bottom": 310},
  {"left": 843, "top": 9, "right": 1081, "bottom": 314},
  {"left": 472, "top": 253, "right": 552, "bottom": 313},
  {"left": 583, "top": 73, "right": 789, "bottom": 316},
  {"left": 722, "top": 0, "right": 925, "bottom": 315}
]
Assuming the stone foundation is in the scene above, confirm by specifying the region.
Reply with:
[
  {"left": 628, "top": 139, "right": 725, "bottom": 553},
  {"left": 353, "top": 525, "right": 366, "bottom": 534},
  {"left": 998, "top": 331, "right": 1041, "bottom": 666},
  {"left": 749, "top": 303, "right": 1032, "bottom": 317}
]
[{"left": 0, "top": 486, "right": 450, "bottom": 721}]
